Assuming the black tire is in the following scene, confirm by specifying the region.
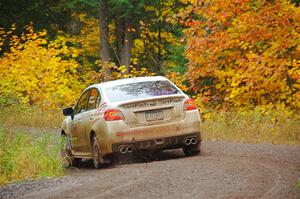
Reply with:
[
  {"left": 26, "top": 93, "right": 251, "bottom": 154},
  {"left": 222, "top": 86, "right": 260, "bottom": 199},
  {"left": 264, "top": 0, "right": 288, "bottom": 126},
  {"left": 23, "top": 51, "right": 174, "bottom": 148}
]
[
  {"left": 183, "top": 143, "right": 201, "bottom": 156},
  {"left": 61, "top": 134, "right": 81, "bottom": 167},
  {"left": 92, "top": 136, "right": 102, "bottom": 169}
]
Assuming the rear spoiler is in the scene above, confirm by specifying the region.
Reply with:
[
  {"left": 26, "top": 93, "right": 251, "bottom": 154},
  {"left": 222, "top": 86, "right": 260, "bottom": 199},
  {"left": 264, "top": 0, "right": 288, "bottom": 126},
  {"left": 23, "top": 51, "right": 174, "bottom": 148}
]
[{"left": 115, "top": 94, "right": 187, "bottom": 106}]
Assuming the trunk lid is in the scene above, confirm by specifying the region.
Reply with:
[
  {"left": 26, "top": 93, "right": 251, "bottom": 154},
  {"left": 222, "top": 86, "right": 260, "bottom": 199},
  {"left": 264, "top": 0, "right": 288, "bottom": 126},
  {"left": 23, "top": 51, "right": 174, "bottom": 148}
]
[{"left": 117, "top": 95, "right": 186, "bottom": 127}]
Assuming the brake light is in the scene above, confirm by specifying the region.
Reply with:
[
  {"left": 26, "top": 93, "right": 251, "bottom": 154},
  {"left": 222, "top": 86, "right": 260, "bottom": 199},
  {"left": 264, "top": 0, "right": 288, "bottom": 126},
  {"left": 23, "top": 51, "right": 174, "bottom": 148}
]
[
  {"left": 104, "top": 109, "right": 124, "bottom": 121},
  {"left": 184, "top": 99, "right": 197, "bottom": 111}
]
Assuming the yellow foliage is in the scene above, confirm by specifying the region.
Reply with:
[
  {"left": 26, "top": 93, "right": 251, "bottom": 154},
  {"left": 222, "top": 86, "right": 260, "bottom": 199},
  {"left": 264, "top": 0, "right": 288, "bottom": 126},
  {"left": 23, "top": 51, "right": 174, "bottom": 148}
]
[
  {"left": 70, "top": 13, "right": 100, "bottom": 58},
  {"left": 165, "top": 72, "right": 188, "bottom": 92},
  {"left": 0, "top": 25, "right": 86, "bottom": 108},
  {"left": 60, "top": 13, "right": 101, "bottom": 74},
  {"left": 0, "top": 22, "right": 156, "bottom": 109},
  {"left": 112, "top": 65, "right": 156, "bottom": 79}
]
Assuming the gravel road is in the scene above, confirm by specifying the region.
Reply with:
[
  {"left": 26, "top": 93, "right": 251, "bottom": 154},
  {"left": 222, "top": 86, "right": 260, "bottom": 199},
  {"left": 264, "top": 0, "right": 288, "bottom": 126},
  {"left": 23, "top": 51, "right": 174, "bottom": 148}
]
[{"left": 1, "top": 141, "right": 300, "bottom": 199}]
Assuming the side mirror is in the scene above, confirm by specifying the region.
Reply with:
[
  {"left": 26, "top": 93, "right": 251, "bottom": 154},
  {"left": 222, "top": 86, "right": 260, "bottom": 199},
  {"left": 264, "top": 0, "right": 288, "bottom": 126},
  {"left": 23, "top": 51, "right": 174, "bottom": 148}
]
[{"left": 63, "top": 107, "right": 74, "bottom": 116}]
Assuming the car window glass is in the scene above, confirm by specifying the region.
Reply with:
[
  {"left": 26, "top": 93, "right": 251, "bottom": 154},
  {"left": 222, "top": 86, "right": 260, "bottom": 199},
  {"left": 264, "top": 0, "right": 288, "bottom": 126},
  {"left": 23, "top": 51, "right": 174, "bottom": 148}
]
[
  {"left": 105, "top": 80, "right": 181, "bottom": 103},
  {"left": 74, "top": 90, "right": 90, "bottom": 114},
  {"left": 88, "top": 88, "right": 101, "bottom": 110}
]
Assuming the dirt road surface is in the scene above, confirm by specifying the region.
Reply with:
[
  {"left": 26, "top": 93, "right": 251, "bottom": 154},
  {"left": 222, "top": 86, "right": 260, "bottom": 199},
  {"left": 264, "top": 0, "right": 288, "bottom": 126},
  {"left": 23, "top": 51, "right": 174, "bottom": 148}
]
[{"left": 1, "top": 141, "right": 300, "bottom": 199}]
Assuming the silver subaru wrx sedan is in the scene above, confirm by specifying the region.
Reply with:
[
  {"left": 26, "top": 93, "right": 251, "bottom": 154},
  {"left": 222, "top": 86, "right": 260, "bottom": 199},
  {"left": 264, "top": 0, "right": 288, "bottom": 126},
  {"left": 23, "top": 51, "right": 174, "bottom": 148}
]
[{"left": 61, "top": 76, "right": 202, "bottom": 168}]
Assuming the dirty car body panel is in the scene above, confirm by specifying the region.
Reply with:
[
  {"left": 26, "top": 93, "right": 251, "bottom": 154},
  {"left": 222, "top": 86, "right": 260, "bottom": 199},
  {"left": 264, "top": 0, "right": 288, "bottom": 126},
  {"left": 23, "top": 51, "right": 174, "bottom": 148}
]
[{"left": 61, "top": 76, "right": 202, "bottom": 167}]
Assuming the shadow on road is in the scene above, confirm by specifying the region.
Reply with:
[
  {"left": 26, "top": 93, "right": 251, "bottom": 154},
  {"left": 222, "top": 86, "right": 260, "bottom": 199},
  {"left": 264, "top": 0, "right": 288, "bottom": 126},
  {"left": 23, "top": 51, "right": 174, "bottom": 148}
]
[{"left": 71, "top": 148, "right": 190, "bottom": 170}]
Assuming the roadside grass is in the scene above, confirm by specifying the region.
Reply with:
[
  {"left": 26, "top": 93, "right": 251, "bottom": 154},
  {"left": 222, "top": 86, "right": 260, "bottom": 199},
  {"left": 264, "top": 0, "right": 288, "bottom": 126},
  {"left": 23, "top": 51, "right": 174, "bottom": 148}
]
[
  {"left": 0, "top": 127, "right": 64, "bottom": 185},
  {"left": 201, "top": 109, "right": 300, "bottom": 145},
  {"left": 0, "top": 105, "right": 63, "bottom": 128},
  {"left": 296, "top": 178, "right": 300, "bottom": 189},
  {"left": 0, "top": 105, "right": 299, "bottom": 185},
  {"left": 1, "top": 105, "right": 299, "bottom": 145}
]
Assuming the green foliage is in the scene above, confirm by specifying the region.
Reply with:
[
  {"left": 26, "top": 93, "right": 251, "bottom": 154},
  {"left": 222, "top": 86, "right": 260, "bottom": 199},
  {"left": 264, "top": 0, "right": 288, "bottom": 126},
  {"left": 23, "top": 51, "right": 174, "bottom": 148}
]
[
  {"left": 164, "top": 44, "right": 187, "bottom": 74},
  {"left": 108, "top": 0, "right": 147, "bottom": 19},
  {"left": 0, "top": 0, "right": 299, "bottom": 152},
  {"left": 0, "top": 127, "right": 64, "bottom": 185},
  {"left": 65, "top": 0, "right": 99, "bottom": 8},
  {"left": 0, "top": 0, "right": 72, "bottom": 33}
]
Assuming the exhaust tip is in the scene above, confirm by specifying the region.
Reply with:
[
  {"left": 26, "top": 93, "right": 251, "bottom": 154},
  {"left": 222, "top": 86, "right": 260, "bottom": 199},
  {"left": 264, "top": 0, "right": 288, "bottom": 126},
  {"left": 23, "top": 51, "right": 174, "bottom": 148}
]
[
  {"left": 190, "top": 137, "right": 197, "bottom": 145},
  {"left": 184, "top": 138, "right": 191, "bottom": 145},
  {"left": 119, "top": 146, "right": 127, "bottom": 153},
  {"left": 127, "top": 147, "right": 134, "bottom": 153}
]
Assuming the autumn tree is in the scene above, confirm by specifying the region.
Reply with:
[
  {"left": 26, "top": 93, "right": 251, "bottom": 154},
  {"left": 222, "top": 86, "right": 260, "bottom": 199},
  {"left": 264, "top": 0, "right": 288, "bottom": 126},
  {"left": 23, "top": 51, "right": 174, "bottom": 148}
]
[
  {"left": 132, "top": 0, "right": 187, "bottom": 74},
  {"left": 182, "top": 0, "right": 300, "bottom": 110},
  {"left": 65, "top": 0, "right": 185, "bottom": 76},
  {"left": 0, "top": 25, "right": 89, "bottom": 107}
]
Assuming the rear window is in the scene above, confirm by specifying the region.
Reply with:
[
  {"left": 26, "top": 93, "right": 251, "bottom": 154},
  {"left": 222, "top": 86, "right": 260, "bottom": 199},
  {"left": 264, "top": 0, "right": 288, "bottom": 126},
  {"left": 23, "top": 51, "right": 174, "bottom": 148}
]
[{"left": 105, "top": 80, "right": 181, "bottom": 103}]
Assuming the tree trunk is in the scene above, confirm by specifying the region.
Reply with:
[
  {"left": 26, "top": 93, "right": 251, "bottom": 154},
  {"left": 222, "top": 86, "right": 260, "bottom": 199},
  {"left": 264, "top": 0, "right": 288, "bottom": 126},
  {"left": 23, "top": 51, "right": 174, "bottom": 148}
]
[
  {"left": 120, "top": 20, "right": 133, "bottom": 73},
  {"left": 157, "top": 0, "right": 162, "bottom": 74},
  {"left": 116, "top": 17, "right": 124, "bottom": 66},
  {"left": 99, "top": 0, "right": 111, "bottom": 78}
]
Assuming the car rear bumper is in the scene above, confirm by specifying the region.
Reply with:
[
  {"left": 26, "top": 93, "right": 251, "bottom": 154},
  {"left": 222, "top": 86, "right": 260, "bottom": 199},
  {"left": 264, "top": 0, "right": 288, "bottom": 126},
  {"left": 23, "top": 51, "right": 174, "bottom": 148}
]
[
  {"left": 100, "top": 110, "right": 201, "bottom": 155},
  {"left": 111, "top": 132, "right": 201, "bottom": 153}
]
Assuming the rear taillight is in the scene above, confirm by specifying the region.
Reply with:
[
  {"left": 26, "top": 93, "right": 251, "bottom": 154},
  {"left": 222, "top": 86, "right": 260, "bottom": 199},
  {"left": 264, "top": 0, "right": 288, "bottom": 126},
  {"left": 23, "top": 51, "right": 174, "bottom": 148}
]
[
  {"left": 103, "top": 109, "right": 124, "bottom": 121},
  {"left": 184, "top": 99, "right": 197, "bottom": 111}
]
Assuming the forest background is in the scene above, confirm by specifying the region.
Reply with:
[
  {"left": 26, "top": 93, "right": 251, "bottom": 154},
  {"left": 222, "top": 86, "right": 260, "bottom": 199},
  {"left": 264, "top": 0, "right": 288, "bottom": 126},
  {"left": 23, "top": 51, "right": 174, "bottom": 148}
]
[
  {"left": 0, "top": 0, "right": 299, "bottom": 144},
  {"left": 0, "top": 0, "right": 300, "bottom": 184}
]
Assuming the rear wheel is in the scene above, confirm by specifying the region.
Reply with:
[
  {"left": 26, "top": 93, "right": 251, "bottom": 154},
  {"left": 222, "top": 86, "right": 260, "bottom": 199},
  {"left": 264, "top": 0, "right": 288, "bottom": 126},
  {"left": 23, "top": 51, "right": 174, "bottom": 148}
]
[
  {"left": 61, "top": 134, "right": 81, "bottom": 167},
  {"left": 92, "top": 136, "right": 102, "bottom": 169},
  {"left": 183, "top": 143, "right": 201, "bottom": 156}
]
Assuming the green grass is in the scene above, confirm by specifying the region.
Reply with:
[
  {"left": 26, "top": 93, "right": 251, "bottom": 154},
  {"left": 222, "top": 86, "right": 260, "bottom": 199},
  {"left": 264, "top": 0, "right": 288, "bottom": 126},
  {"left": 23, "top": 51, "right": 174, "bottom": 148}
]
[
  {"left": 296, "top": 178, "right": 300, "bottom": 189},
  {"left": 201, "top": 109, "right": 300, "bottom": 145},
  {"left": 0, "top": 127, "right": 64, "bottom": 185},
  {"left": 0, "top": 105, "right": 63, "bottom": 129},
  {"left": 0, "top": 105, "right": 299, "bottom": 185}
]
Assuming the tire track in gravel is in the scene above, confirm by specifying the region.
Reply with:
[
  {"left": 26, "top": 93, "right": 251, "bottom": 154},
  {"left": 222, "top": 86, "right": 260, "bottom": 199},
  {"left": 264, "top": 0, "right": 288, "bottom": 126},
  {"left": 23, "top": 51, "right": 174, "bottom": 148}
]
[
  {"left": 19, "top": 165, "right": 153, "bottom": 199},
  {"left": 1, "top": 141, "right": 299, "bottom": 199}
]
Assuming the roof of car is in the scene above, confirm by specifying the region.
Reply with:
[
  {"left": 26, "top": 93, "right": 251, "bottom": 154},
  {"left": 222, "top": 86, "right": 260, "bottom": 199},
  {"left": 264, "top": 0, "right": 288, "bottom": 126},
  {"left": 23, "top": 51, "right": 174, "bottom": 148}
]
[{"left": 88, "top": 76, "right": 169, "bottom": 89}]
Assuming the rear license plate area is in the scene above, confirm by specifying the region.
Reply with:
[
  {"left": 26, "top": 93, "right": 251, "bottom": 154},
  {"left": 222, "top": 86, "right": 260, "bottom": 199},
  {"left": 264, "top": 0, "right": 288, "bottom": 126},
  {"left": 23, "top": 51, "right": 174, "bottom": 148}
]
[{"left": 145, "top": 110, "right": 164, "bottom": 121}]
